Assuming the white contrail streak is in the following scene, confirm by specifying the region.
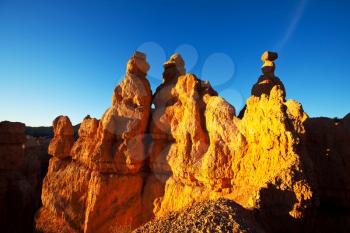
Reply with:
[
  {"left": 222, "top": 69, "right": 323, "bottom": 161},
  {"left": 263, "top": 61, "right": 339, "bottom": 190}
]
[{"left": 275, "top": 0, "right": 308, "bottom": 51}]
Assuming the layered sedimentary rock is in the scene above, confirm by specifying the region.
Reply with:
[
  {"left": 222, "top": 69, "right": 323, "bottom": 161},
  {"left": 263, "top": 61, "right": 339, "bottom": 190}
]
[
  {"left": 152, "top": 52, "right": 313, "bottom": 228},
  {"left": 35, "top": 50, "right": 350, "bottom": 233},
  {"left": 302, "top": 114, "right": 350, "bottom": 232},
  {"left": 72, "top": 55, "right": 151, "bottom": 173},
  {"left": 0, "top": 121, "right": 26, "bottom": 233},
  {"left": 48, "top": 116, "right": 74, "bottom": 159},
  {"left": 36, "top": 51, "right": 153, "bottom": 233},
  {"left": 0, "top": 121, "right": 50, "bottom": 233},
  {"left": 0, "top": 121, "right": 26, "bottom": 170},
  {"left": 304, "top": 114, "right": 350, "bottom": 207}
]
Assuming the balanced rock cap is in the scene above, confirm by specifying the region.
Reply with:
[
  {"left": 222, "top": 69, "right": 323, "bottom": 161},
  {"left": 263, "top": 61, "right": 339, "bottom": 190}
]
[
  {"left": 261, "top": 51, "right": 278, "bottom": 75},
  {"left": 261, "top": 51, "right": 278, "bottom": 62},
  {"left": 127, "top": 51, "right": 150, "bottom": 75}
]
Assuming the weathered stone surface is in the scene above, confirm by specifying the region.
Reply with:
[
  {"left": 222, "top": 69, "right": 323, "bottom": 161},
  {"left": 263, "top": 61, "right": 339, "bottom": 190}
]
[
  {"left": 0, "top": 121, "right": 26, "bottom": 170},
  {"left": 236, "top": 86, "right": 313, "bottom": 218},
  {"left": 36, "top": 52, "right": 155, "bottom": 233},
  {"left": 41, "top": 157, "right": 91, "bottom": 231},
  {"left": 125, "top": 51, "right": 150, "bottom": 77},
  {"left": 22, "top": 135, "right": 50, "bottom": 213},
  {"left": 153, "top": 52, "right": 313, "bottom": 226},
  {"left": 149, "top": 54, "right": 188, "bottom": 175},
  {"left": 71, "top": 117, "right": 99, "bottom": 170},
  {"left": 304, "top": 114, "right": 350, "bottom": 209},
  {"left": 84, "top": 173, "right": 144, "bottom": 233},
  {"left": 0, "top": 144, "right": 24, "bottom": 170},
  {"left": 0, "top": 121, "right": 26, "bottom": 144},
  {"left": 35, "top": 207, "right": 76, "bottom": 233},
  {"left": 72, "top": 52, "right": 152, "bottom": 174},
  {"left": 34, "top": 50, "right": 350, "bottom": 233},
  {"left": 0, "top": 121, "right": 50, "bottom": 233},
  {"left": 199, "top": 95, "right": 244, "bottom": 189},
  {"left": 142, "top": 174, "right": 169, "bottom": 221},
  {"left": 150, "top": 73, "right": 217, "bottom": 180},
  {"left": 48, "top": 116, "right": 74, "bottom": 159}
]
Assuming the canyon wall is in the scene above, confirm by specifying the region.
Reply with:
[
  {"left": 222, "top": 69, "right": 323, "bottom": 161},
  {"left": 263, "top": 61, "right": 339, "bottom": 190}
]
[{"left": 0, "top": 121, "right": 50, "bottom": 233}]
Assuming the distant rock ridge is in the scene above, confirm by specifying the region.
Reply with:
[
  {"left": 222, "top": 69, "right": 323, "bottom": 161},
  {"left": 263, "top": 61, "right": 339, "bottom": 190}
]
[
  {"left": 33, "top": 51, "right": 350, "bottom": 233},
  {"left": 0, "top": 121, "right": 50, "bottom": 233}
]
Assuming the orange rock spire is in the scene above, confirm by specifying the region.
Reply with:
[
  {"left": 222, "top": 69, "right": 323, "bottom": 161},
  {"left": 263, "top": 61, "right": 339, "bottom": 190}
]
[{"left": 251, "top": 51, "right": 286, "bottom": 98}]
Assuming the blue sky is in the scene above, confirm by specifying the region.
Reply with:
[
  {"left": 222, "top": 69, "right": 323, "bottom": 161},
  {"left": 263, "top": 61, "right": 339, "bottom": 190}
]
[{"left": 0, "top": 0, "right": 349, "bottom": 126}]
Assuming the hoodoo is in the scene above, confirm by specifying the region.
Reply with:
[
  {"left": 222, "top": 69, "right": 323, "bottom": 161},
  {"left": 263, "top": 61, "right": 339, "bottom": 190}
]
[{"left": 34, "top": 51, "right": 350, "bottom": 233}]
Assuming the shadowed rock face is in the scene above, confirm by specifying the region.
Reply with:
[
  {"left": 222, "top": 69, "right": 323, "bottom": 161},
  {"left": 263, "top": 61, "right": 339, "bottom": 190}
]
[
  {"left": 301, "top": 114, "right": 350, "bottom": 232},
  {"left": 33, "top": 51, "right": 350, "bottom": 233},
  {"left": 0, "top": 121, "right": 50, "bottom": 233}
]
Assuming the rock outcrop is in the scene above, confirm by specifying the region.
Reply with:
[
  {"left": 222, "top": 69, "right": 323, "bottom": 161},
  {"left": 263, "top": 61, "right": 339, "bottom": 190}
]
[
  {"left": 152, "top": 52, "right": 313, "bottom": 232},
  {"left": 302, "top": 114, "right": 350, "bottom": 232},
  {"left": 34, "top": 50, "right": 350, "bottom": 233},
  {"left": 0, "top": 121, "right": 50, "bottom": 233},
  {"left": 48, "top": 116, "right": 74, "bottom": 159},
  {"left": 35, "top": 51, "right": 154, "bottom": 233},
  {"left": 0, "top": 121, "right": 26, "bottom": 170},
  {"left": 251, "top": 51, "right": 286, "bottom": 99}
]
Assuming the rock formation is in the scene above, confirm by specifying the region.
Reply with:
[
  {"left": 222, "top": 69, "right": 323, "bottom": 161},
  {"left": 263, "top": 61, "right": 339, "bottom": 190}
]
[
  {"left": 251, "top": 51, "right": 286, "bottom": 99},
  {"left": 0, "top": 121, "right": 50, "bottom": 233},
  {"left": 35, "top": 51, "right": 154, "bottom": 233},
  {"left": 0, "top": 121, "right": 26, "bottom": 170},
  {"left": 33, "top": 50, "right": 350, "bottom": 233},
  {"left": 302, "top": 114, "right": 350, "bottom": 232},
  {"left": 151, "top": 52, "right": 313, "bottom": 232},
  {"left": 48, "top": 116, "right": 74, "bottom": 159}
]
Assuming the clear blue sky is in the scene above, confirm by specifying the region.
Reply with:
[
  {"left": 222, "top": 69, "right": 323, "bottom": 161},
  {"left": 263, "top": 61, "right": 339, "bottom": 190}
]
[{"left": 1, "top": 0, "right": 349, "bottom": 126}]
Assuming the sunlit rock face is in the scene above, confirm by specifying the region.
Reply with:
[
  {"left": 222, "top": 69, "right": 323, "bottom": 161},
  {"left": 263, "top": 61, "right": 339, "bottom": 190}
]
[
  {"left": 48, "top": 116, "right": 74, "bottom": 159},
  {"left": 35, "top": 52, "right": 153, "bottom": 233},
  {"left": 153, "top": 52, "right": 313, "bottom": 227},
  {"left": 35, "top": 50, "right": 350, "bottom": 233}
]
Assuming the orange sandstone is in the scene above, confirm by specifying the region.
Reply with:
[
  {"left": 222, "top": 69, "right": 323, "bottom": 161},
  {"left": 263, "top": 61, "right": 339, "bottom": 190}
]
[
  {"left": 48, "top": 116, "right": 74, "bottom": 159},
  {"left": 35, "top": 50, "right": 350, "bottom": 233},
  {"left": 36, "top": 51, "right": 153, "bottom": 233}
]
